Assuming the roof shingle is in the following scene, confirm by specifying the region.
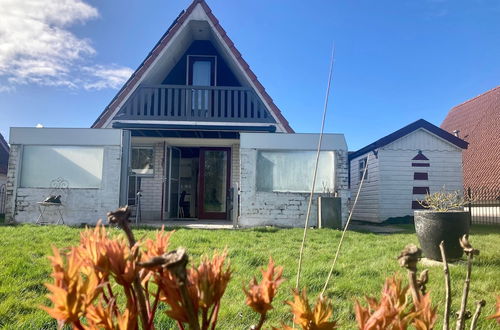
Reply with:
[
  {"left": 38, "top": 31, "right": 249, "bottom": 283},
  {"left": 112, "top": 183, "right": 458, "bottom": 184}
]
[{"left": 441, "top": 86, "right": 500, "bottom": 189}]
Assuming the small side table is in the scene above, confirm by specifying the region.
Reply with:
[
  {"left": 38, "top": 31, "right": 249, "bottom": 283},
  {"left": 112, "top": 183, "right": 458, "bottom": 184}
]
[{"left": 36, "top": 202, "right": 65, "bottom": 225}]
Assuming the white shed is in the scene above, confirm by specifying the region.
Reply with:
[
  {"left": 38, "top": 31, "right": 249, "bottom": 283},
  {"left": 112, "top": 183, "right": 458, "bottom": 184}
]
[{"left": 349, "top": 119, "right": 468, "bottom": 223}]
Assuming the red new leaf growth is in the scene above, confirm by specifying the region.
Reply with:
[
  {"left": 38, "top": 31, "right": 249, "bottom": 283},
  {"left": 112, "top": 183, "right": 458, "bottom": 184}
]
[
  {"left": 283, "top": 289, "right": 338, "bottom": 330},
  {"left": 487, "top": 296, "right": 500, "bottom": 324},
  {"left": 354, "top": 275, "right": 437, "bottom": 330},
  {"left": 244, "top": 257, "right": 284, "bottom": 315}
]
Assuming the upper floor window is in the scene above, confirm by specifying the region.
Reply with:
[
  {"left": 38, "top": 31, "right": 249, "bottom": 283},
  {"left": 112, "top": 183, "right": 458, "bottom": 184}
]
[
  {"left": 359, "top": 157, "right": 368, "bottom": 182},
  {"left": 188, "top": 56, "right": 216, "bottom": 86}
]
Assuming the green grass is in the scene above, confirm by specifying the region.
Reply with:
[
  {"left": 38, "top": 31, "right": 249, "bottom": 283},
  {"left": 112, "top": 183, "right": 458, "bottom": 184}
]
[{"left": 0, "top": 224, "right": 498, "bottom": 329}]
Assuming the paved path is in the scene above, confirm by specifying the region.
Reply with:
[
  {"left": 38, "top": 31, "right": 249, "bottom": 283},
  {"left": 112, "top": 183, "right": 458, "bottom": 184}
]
[
  {"left": 135, "top": 220, "right": 234, "bottom": 230},
  {"left": 348, "top": 222, "right": 406, "bottom": 234}
]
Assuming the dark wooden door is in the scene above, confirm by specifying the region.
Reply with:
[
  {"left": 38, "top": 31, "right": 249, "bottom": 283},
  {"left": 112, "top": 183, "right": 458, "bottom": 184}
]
[{"left": 198, "top": 147, "right": 230, "bottom": 220}]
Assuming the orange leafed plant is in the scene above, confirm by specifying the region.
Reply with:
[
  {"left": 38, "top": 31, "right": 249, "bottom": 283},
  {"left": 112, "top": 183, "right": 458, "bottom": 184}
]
[
  {"left": 354, "top": 275, "right": 436, "bottom": 330},
  {"left": 42, "top": 207, "right": 236, "bottom": 329},
  {"left": 487, "top": 296, "right": 500, "bottom": 324},
  {"left": 41, "top": 246, "right": 100, "bottom": 328},
  {"left": 282, "top": 289, "right": 337, "bottom": 330},
  {"left": 244, "top": 257, "right": 284, "bottom": 329},
  {"left": 244, "top": 257, "right": 284, "bottom": 315}
]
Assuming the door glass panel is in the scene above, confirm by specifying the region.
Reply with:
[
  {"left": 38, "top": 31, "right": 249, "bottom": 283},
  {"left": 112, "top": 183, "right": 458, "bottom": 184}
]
[
  {"left": 191, "top": 60, "right": 211, "bottom": 112},
  {"left": 192, "top": 61, "right": 211, "bottom": 86},
  {"left": 169, "top": 147, "right": 181, "bottom": 218},
  {"left": 203, "top": 150, "right": 227, "bottom": 213}
]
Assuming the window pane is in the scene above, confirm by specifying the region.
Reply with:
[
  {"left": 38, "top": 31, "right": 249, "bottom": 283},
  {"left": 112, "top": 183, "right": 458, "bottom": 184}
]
[
  {"left": 203, "top": 150, "right": 227, "bottom": 212},
  {"left": 192, "top": 60, "right": 211, "bottom": 86},
  {"left": 256, "top": 151, "right": 334, "bottom": 193},
  {"left": 21, "top": 146, "right": 103, "bottom": 188},
  {"left": 131, "top": 147, "right": 154, "bottom": 175}
]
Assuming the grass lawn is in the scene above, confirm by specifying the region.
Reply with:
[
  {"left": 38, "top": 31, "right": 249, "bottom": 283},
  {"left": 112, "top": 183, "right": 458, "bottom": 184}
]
[{"left": 0, "top": 223, "right": 498, "bottom": 329}]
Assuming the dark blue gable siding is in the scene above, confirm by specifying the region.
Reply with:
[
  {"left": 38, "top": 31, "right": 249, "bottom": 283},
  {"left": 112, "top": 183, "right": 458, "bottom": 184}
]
[{"left": 162, "top": 40, "right": 241, "bottom": 86}]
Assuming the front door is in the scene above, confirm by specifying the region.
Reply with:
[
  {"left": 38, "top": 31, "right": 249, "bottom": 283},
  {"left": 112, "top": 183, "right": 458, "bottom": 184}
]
[{"left": 198, "top": 147, "right": 230, "bottom": 219}]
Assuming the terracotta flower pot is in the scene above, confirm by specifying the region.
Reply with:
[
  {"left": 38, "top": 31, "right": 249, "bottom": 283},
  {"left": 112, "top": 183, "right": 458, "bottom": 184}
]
[{"left": 414, "top": 210, "right": 470, "bottom": 261}]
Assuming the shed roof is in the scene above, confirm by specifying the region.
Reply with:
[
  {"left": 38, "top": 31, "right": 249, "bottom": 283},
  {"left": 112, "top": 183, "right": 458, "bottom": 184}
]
[
  {"left": 349, "top": 119, "right": 468, "bottom": 160},
  {"left": 91, "top": 0, "right": 293, "bottom": 133},
  {"left": 441, "top": 86, "right": 500, "bottom": 189}
]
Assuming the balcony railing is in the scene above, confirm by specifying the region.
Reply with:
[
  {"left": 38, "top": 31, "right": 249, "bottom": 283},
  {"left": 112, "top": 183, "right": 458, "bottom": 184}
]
[{"left": 115, "top": 85, "right": 275, "bottom": 123}]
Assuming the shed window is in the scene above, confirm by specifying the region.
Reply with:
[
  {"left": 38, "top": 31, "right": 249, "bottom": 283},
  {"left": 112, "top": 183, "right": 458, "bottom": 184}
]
[
  {"left": 359, "top": 157, "right": 368, "bottom": 182},
  {"left": 131, "top": 147, "right": 154, "bottom": 175},
  {"left": 20, "top": 146, "right": 104, "bottom": 188},
  {"left": 256, "top": 150, "right": 335, "bottom": 193}
]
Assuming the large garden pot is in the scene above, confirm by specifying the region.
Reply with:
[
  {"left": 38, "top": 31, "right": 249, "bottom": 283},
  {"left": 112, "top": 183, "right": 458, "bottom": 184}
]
[{"left": 414, "top": 210, "right": 470, "bottom": 261}]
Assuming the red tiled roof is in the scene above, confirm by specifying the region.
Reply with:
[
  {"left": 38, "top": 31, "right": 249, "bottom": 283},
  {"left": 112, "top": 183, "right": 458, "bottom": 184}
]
[
  {"left": 92, "top": 0, "right": 293, "bottom": 132},
  {"left": 0, "top": 133, "right": 9, "bottom": 175},
  {"left": 441, "top": 86, "right": 500, "bottom": 189}
]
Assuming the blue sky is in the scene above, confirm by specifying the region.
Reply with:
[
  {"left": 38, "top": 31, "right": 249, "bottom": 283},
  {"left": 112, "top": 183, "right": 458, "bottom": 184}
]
[{"left": 0, "top": 0, "right": 499, "bottom": 150}]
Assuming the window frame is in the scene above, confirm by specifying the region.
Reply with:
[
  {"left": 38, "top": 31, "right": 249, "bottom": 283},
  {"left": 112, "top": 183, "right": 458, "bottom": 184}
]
[
  {"left": 359, "top": 157, "right": 368, "bottom": 182},
  {"left": 186, "top": 55, "right": 217, "bottom": 86},
  {"left": 19, "top": 145, "right": 104, "bottom": 189},
  {"left": 255, "top": 149, "right": 336, "bottom": 193},
  {"left": 130, "top": 146, "right": 155, "bottom": 177}
]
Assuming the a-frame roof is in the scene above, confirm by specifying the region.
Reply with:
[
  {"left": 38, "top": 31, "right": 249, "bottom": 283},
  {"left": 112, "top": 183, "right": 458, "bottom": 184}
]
[
  {"left": 348, "top": 119, "right": 468, "bottom": 160},
  {"left": 92, "top": 0, "right": 293, "bottom": 132}
]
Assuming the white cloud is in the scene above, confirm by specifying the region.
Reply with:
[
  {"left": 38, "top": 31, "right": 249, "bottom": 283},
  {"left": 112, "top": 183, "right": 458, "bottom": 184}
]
[
  {"left": 0, "top": 0, "right": 132, "bottom": 91},
  {"left": 82, "top": 65, "right": 134, "bottom": 90}
]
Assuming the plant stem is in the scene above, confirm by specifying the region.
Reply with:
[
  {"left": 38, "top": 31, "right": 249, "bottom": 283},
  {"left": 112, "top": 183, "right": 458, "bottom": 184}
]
[
  {"left": 148, "top": 285, "right": 161, "bottom": 330},
  {"left": 209, "top": 303, "right": 221, "bottom": 330},
  {"left": 456, "top": 252, "right": 473, "bottom": 330},
  {"left": 254, "top": 312, "right": 267, "bottom": 330},
  {"left": 469, "top": 300, "right": 486, "bottom": 330},
  {"left": 407, "top": 269, "right": 421, "bottom": 304},
  {"left": 439, "top": 241, "right": 451, "bottom": 330},
  {"left": 179, "top": 282, "right": 200, "bottom": 330},
  {"left": 116, "top": 212, "right": 150, "bottom": 330}
]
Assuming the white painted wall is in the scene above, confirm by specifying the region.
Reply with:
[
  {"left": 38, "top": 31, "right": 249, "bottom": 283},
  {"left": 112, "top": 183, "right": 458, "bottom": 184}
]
[
  {"left": 349, "top": 153, "right": 380, "bottom": 222},
  {"left": 239, "top": 133, "right": 349, "bottom": 228},
  {"left": 5, "top": 128, "right": 123, "bottom": 225},
  {"left": 351, "top": 129, "right": 464, "bottom": 223}
]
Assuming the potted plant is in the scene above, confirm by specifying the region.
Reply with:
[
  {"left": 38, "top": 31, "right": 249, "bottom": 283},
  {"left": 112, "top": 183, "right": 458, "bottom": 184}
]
[
  {"left": 318, "top": 183, "right": 342, "bottom": 229},
  {"left": 414, "top": 189, "right": 471, "bottom": 261}
]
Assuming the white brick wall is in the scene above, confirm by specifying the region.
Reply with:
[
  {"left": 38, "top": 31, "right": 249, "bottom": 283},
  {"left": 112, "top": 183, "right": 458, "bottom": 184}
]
[
  {"left": 5, "top": 145, "right": 121, "bottom": 225},
  {"left": 238, "top": 148, "right": 349, "bottom": 228},
  {"left": 139, "top": 143, "right": 165, "bottom": 220}
]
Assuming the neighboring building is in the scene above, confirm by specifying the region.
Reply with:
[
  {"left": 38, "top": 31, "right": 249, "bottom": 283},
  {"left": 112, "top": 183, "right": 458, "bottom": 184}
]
[
  {"left": 441, "top": 86, "right": 500, "bottom": 190},
  {"left": 348, "top": 119, "right": 468, "bottom": 223},
  {"left": 0, "top": 133, "right": 9, "bottom": 214},
  {"left": 5, "top": 0, "right": 349, "bottom": 227},
  {"left": 0, "top": 133, "right": 8, "bottom": 187}
]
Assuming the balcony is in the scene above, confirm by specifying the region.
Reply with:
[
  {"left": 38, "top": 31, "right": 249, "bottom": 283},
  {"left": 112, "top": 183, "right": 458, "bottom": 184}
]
[{"left": 115, "top": 84, "right": 275, "bottom": 123}]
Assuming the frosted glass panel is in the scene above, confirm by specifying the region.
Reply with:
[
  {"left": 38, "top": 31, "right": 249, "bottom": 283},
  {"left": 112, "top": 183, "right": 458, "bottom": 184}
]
[
  {"left": 21, "top": 146, "right": 104, "bottom": 188},
  {"left": 256, "top": 151, "right": 335, "bottom": 193}
]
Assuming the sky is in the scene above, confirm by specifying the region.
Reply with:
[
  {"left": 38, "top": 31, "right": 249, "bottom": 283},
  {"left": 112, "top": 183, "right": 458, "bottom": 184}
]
[{"left": 0, "top": 0, "right": 499, "bottom": 150}]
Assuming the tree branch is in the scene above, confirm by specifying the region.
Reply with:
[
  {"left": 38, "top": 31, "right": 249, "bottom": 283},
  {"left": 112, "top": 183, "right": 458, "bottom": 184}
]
[
  {"left": 469, "top": 300, "right": 486, "bottom": 330},
  {"left": 439, "top": 241, "right": 452, "bottom": 330}
]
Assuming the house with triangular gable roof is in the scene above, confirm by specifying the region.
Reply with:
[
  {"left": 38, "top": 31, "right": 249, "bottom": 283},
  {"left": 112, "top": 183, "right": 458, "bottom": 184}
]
[{"left": 5, "top": 0, "right": 349, "bottom": 227}]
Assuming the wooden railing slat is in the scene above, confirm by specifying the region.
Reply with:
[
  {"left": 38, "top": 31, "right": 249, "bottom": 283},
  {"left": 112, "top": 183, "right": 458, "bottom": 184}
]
[{"left": 118, "top": 85, "right": 274, "bottom": 123}]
